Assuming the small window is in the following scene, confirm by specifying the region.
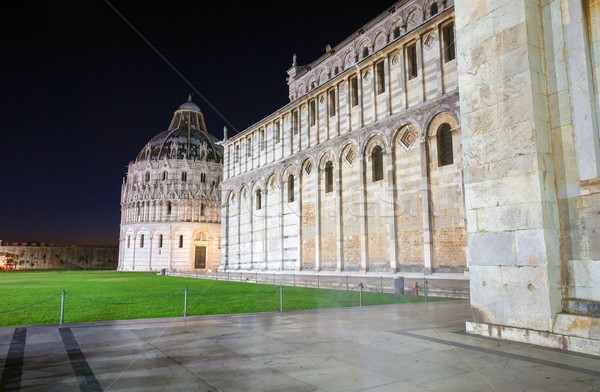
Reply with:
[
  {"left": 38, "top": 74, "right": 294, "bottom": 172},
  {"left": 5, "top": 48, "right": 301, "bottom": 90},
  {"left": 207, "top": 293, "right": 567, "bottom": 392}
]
[
  {"left": 162, "top": 171, "right": 168, "bottom": 181},
  {"left": 334, "top": 66, "right": 339, "bottom": 75},
  {"left": 325, "top": 161, "right": 334, "bottom": 193},
  {"left": 145, "top": 172, "right": 150, "bottom": 182},
  {"left": 393, "top": 27, "right": 401, "bottom": 39},
  {"left": 293, "top": 111, "right": 299, "bottom": 135},
  {"left": 137, "top": 204, "right": 140, "bottom": 216},
  {"left": 438, "top": 124, "right": 454, "bottom": 166},
  {"left": 158, "top": 234, "right": 163, "bottom": 248},
  {"left": 200, "top": 204, "right": 205, "bottom": 216},
  {"left": 288, "top": 175, "right": 295, "bottom": 203},
  {"left": 260, "top": 130, "right": 265, "bottom": 150},
  {"left": 444, "top": 24, "right": 455, "bottom": 62},
  {"left": 328, "top": 90, "right": 336, "bottom": 117},
  {"left": 275, "top": 121, "right": 281, "bottom": 143},
  {"left": 431, "top": 3, "right": 439, "bottom": 16},
  {"left": 376, "top": 61, "right": 385, "bottom": 94},
  {"left": 362, "top": 47, "right": 369, "bottom": 58},
  {"left": 140, "top": 234, "right": 145, "bottom": 248},
  {"left": 407, "top": 44, "right": 418, "bottom": 78},
  {"left": 310, "top": 100, "right": 316, "bottom": 126},
  {"left": 201, "top": 173, "right": 206, "bottom": 183},
  {"left": 247, "top": 137, "right": 252, "bottom": 157},
  {"left": 179, "top": 235, "right": 183, "bottom": 248},
  {"left": 127, "top": 235, "right": 131, "bottom": 248},
  {"left": 256, "top": 189, "right": 262, "bottom": 210},
  {"left": 167, "top": 201, "right": 172, "bottom": 215},
  {"left": 350, "top": 76, "right": 359, "bottom": 107},
  {"left": 235, "top": 145, "right": 240, "bottom": 163},
  {"left": 372, "top": 146, "right": 384, "bottom": 182},
  {"left": 181, "top": 172, "right": 187, "bottom": 182}
]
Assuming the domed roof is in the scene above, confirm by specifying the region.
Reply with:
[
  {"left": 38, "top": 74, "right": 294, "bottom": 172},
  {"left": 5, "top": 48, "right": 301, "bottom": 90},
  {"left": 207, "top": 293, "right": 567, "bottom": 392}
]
[{"left": 136, "top": 99, "right": 223, "bottom": 163}]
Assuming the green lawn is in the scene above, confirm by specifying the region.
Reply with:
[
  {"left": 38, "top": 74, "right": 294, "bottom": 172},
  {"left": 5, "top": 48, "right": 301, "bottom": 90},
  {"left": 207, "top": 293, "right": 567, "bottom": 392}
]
[{"left": 0, "top": 271, "right": 453, "bottom": 327}]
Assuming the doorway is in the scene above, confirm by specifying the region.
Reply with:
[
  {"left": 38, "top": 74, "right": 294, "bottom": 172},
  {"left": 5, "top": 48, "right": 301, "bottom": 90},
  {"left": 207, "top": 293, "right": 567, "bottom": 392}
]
[{"left": 194, "top": 246, "right": 206, "bottom": 269}]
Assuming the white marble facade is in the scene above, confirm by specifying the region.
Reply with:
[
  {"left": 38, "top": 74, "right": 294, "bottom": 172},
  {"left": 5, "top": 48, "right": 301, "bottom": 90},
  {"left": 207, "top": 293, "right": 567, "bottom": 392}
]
[
  {"left": 219, "top": 0, "right": 466, "bottom": 275},
  {"left": 118, "top": 99, "right": 223, "bottom": 271}
]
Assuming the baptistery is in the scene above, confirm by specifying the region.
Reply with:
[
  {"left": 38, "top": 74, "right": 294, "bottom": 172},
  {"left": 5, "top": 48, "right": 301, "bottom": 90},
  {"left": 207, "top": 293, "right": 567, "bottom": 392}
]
[{"left": 118, "top": 97, "right": 223, "bottom": 271}]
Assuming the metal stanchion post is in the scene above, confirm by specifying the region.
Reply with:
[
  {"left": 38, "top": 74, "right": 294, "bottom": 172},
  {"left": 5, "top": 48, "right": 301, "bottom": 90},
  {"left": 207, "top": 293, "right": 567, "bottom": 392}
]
[
  {"left": 317, "top": 274, "right": 320, "bottom": 289},
  {"left": 380, "top": 276, "right": 383, "bottom": 294},
  {"left": 273, "top": 273, "right": 275, "bottom": 285},
  {"left": 346, "top": 275, "right": 349, "bottom": 291},
  {"left": 184, "top": 287, "right": 188, "bottom": 317},
  {"left": 280, "top": 284, "right": 283, "bottom": 312},
  {"left": 60, "top": 290, "right": 65, "bottom": 324},
  {"left": 425, "top": 280, "right": 429, "bottom": 303},
  {"left": 359, "top": 283, "right": 363, "bottom": 307}
]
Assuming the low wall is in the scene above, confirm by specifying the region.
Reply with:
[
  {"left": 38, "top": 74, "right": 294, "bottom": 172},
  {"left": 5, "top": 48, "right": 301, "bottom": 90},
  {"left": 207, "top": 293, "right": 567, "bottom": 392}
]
[{"left": 0, "top": 244, "right": 118, "bottom": 270}]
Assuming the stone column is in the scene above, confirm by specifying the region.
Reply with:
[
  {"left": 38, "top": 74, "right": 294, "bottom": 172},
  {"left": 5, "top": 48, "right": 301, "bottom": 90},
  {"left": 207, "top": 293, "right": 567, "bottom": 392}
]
[
  {"left": 385, "top": 146, "right": 398, "bottom": 273},
  {"left": 264, "top": 189, "right": 268, "bottom": 270},
  {"left": 296, "top": 176, "right": 302, "bottom": 272},
  {"left": 148, "top": 235, "right": 153, "bottom": 271},
  {"left": 359, "top": 155, "right": 369, "bottom": 272},
  {"left": 280, "top": 179, "right": 285, "bottom": 271},
  {"left": 456, "top": 0, "right": 561, "bottom": 337},
  {"left": 419, "top": 140, "right": 433, "bottom": 274},
  {"left": 336, "top": 162, "right": 344, "bottom": 272},
  {"left": 315, "top": 167, "right": 322, "bottom": 271}
]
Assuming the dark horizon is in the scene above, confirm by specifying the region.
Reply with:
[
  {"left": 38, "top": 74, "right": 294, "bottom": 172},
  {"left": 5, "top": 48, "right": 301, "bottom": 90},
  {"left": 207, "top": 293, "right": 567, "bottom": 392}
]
[{"left": 1, "top": 0, "right": 396, "bottom": 246}]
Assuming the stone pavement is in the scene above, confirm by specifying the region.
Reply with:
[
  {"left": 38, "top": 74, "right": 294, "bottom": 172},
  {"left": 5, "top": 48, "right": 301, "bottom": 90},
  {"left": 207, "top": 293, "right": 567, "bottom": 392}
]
[{"left": 1, "top": 300, "right": 599, "bottom": 391}]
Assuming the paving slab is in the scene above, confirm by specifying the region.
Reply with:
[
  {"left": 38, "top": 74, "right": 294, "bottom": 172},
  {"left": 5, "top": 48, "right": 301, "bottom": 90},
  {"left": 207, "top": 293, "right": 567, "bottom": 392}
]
[{"left": 0, "top": 300, "right": 599, "bottom": 391}]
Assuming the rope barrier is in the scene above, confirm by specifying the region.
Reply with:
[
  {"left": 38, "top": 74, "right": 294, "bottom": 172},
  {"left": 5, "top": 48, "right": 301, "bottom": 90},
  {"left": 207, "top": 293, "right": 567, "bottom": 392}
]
[
  {"left": 65, "top": 290, "right": 184, "bottom": 305},
  {"left": 0, "top": 293, "right": 61, "bottom": 314},
  {"left": 187, "top": 287, "right": 278, "bottom": 302}
]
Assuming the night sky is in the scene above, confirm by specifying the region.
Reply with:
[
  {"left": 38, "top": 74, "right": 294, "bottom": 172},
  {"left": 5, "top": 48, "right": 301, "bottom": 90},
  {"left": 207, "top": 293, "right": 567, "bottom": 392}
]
[{"left": 1, "top": 0, "right": 396, "bottom": 245}]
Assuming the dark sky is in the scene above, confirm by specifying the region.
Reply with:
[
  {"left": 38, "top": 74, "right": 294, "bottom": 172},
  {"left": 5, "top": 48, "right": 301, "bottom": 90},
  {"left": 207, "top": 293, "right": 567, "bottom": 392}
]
[{"left": 1, "top": 0, "right": 395, "bottom": 245}]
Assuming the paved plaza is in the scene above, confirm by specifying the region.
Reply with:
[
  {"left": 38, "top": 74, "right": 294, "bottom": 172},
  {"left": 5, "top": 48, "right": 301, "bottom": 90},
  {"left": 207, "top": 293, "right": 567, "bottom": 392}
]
[{"left": 1, "top": 300, "right": 599, "bottom": 391}]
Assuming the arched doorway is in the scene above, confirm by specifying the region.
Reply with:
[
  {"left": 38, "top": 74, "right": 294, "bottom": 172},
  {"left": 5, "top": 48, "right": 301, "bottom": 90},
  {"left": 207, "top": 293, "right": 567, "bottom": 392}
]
[{"left": 192, "top": 230, "right": 209, "bottom": 269}]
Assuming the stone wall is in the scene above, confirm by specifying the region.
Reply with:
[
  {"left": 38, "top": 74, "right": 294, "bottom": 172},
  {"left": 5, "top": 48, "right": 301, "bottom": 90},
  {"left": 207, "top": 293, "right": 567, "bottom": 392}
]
[
  {"left": 456, "top": 0, "right": 600, "bottom": 355},
  {"left": 0, "top": 244, "right": 118, "bottom": 270}
]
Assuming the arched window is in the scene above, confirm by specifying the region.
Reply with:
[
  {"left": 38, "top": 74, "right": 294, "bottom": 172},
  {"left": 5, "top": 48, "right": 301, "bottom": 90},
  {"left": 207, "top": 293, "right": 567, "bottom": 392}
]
[
  {"left": 140, "top": 234, "right": 144, "bottom": 248},
  {"left": 179, "top": 235, "right": 183, "bottom": 248},
  {"left": 181, "top": 172, "right": 187, "bottom": 182},
  {"left": 325, "top": 161, "right": 334, "bottom": 193},
  {"left": 145, "top": 172, "right": 150, "bottom": 182},
  {"left": 393, "top": 27, "right": 401, "bottom": 39},
  {"left": 431, "top": 3, "right": 439, "bottom": 16},
  {"left": 362, "top": 47, "right": 369, "bottom": 58},
  {"left": 167, "top": 201, "right": 172, "bottom": 215},
  {"left": 256, "top": 189, "right": 262, "bottom": 210},
  {"left": 158, "top": 234, "right": 163, "bottom": 248},
  {"left": 288, "top": 174, "right": 295, "bottom": 202},
  {"left": 334, "top": 66, "right": 339, "bottom": 75},
  {"left": 438, "top": 123, "right": 454, "bottom": 166},
  {"left": 200, "top": 204, "right": 205, "bottom": 216},
  {"left": 137, "top": 204, "right": 140, "bottom": 216},
  {"left": 127, "top": 235, "right": 131, "bottom": 248},
  {"left": 372, "top": 146, "right": 384, "bottom": 182},
  {"left": 200, "top": 173, "right": 206, "bottom": 183},
  {"left": 162, "top": 171, "right": 168, "bottom": 181}
]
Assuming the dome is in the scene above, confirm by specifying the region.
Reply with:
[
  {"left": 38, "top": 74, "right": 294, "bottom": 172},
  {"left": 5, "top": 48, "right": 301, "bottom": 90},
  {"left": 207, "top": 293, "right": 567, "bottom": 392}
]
[{"left": 136, "top": 99, "right": 223, "bottom": 162}]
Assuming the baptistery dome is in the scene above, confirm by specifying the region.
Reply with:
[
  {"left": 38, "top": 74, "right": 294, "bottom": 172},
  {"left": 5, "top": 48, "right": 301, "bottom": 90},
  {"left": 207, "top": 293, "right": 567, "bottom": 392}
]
[{"left": 118, "top": 98, "right": 223, "bottom": 272}]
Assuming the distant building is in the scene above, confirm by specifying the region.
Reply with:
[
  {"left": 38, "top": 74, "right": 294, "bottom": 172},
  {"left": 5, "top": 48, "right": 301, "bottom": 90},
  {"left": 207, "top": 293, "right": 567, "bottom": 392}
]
[{"left": 118, "top": 98, "right": 223, "bottom": 271}]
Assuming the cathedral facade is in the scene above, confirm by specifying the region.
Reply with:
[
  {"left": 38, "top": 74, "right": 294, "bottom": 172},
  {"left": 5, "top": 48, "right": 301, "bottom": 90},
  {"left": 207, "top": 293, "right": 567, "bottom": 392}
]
[
  {"left": 219, "top": 0, "right": 465, "bottom": 275},
  {"left": 118, "top": 99, "right": 223, "bottom": 272}
]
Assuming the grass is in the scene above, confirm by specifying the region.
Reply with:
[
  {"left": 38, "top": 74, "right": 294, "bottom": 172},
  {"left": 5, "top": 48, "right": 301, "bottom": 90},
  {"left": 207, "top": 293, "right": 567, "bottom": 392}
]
[{"left": 0, "top": 271, "right": 454, "bottom": 327}]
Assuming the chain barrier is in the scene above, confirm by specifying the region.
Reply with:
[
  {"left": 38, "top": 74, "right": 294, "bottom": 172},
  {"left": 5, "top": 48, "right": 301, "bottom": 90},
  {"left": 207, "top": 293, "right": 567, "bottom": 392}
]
[
  {"left": 187, "top": 287, "right": 278, "bottom": 302},
  {"left": 65, "top": 290, "right": 184, "bottom": 305},
  {"left": 0, "top": 293, "right": 61, "bottom": 314},
  {"left": 425, "top": 280, "right": 470, "bottom": 291}
]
